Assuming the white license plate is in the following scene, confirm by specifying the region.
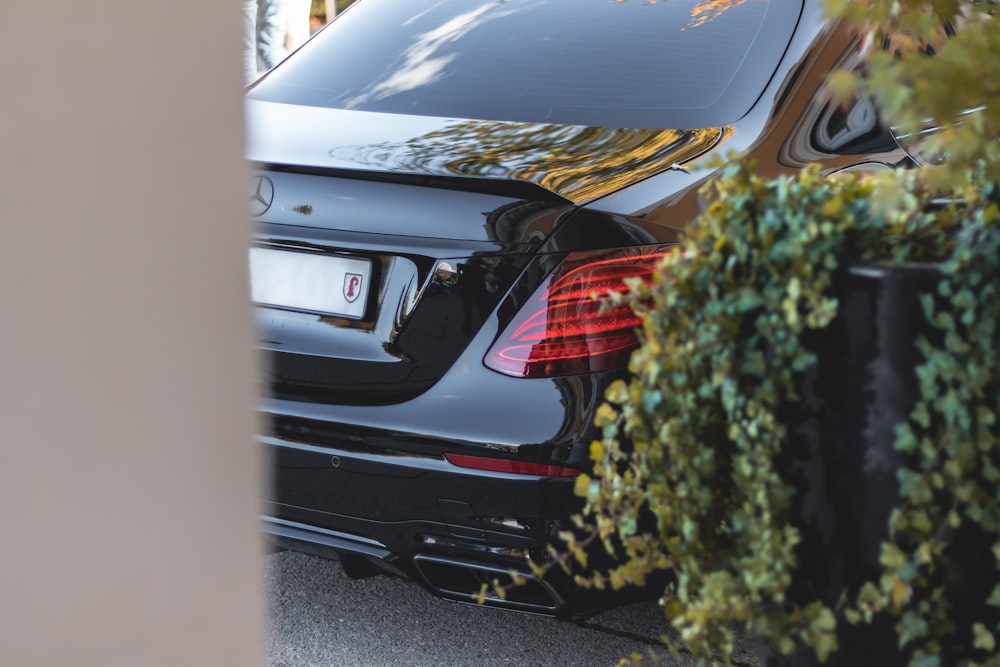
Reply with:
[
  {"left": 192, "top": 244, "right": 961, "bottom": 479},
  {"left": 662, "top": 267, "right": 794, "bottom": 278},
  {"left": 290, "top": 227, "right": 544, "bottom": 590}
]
[{"left": 249, "top": 248, "right": 372, "bottom": 319}]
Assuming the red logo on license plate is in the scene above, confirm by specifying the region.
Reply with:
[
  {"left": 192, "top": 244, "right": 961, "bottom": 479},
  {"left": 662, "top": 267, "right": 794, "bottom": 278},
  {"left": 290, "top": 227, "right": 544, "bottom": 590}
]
[{"left": 344, "top": 273, "right": 363, "bottom": 303}]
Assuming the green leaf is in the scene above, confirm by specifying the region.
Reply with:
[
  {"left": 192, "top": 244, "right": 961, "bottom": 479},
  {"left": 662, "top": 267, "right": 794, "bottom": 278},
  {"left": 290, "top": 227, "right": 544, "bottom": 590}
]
[
  {"left": 973, "top": 623, "right": 996, "bottom": 652},
  {"left": 826, "top": 69, "right": 859, "bottom": 106}
]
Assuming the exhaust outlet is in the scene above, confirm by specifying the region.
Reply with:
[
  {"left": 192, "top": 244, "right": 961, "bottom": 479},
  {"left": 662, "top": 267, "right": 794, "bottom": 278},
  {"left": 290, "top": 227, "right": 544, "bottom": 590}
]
[{"left": 413, "top": 553, "right": 565, "bottom": 614}]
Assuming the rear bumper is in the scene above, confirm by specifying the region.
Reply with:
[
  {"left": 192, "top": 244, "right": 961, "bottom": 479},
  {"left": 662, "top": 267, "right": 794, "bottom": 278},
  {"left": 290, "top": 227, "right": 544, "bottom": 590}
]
[{"left": 259, "top": 364, "right": 659, "bottom": 615}]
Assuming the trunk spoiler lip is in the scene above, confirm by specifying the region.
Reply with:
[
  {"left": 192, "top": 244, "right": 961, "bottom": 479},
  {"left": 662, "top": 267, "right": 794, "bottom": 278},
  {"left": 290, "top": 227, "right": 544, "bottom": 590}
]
[{"left": 250, "top": 160, "right": 574, "bottom": 206}]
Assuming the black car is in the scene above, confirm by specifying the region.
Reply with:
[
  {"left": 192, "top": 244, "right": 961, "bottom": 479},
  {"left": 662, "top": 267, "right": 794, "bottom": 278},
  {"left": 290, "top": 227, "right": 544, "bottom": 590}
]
[{"left": 247, "top": 0, "right": 912, "bottom": 615}]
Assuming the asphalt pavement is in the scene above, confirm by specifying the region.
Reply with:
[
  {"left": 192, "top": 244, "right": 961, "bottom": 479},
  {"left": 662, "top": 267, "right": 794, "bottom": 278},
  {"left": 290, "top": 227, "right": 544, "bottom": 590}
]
[{"left": 265, "top": 550, "right": 761, "bottom": 666}]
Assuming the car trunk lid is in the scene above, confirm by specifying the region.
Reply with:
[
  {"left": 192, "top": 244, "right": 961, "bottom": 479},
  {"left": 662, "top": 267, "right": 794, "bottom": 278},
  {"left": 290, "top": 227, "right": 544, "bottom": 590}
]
[
  {"left": 245, "top": 100, "right": 724, "bottom": 206},
  {"left": 250, "top": 167, "right": 575, "bottom": 404}
]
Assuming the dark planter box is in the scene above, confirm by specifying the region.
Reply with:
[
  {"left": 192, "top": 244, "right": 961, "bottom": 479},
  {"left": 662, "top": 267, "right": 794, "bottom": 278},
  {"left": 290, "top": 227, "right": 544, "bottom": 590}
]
[{"left": 760, "top": 262, "right": 997, "bottom": 666}]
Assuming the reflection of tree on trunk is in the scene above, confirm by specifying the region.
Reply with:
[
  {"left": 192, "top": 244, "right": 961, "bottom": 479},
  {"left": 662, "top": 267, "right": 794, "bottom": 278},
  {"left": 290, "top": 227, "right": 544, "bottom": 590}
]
[
  {"left": 329, "top": 120, "right": 725, "bottom": 201},
  {"left": 458, "top": 259, "right": 489, "bottom": 333},
  {"left": 458, "top": 256, "right": 517, "bottom": 333}
]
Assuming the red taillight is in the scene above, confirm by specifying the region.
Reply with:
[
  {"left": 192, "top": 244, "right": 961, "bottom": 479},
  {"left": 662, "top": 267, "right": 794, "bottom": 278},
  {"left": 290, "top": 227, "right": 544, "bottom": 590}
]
[
  {"left": 444, "top": 453, "right": 580, "bottom": 477},
  {"left": 485, "top": 245, "right": 673, "bottom": 378}
]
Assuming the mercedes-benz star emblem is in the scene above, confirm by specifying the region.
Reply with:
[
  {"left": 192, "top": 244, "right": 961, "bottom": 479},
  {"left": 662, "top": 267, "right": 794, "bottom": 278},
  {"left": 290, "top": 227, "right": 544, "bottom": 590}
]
[{"left": 248, "top": 175, "right": 275, "bottom": 217}]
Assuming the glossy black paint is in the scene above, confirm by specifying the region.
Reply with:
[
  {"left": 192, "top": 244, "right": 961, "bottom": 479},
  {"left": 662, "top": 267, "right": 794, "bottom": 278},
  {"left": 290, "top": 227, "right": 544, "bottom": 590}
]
[
  {"left": 251, "top": 0, "right": 914, "bottom": 615},
  {"left": 254, "top": 172, "right": 579, "bottom": 403}
]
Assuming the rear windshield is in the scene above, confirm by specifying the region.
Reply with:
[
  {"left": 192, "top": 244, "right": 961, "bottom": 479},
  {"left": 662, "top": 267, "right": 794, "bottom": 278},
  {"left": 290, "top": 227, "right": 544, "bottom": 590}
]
[{"left": 249, "top": 0, "right": 803, "bottom": 129}]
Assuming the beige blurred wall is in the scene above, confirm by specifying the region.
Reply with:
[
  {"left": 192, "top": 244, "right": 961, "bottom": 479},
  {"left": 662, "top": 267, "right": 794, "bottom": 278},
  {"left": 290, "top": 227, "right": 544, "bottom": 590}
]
[{"left": 0, "top": 2, "right": 261, "bottom": 665}]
